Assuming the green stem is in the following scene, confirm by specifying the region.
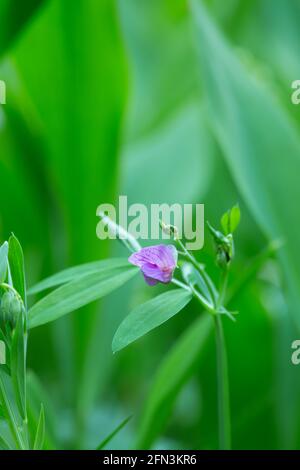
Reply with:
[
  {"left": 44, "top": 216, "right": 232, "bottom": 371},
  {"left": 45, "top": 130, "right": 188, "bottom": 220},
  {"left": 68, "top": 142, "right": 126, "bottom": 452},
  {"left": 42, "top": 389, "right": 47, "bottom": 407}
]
[
  {"left": 0, "top": 372, "right": 26, "bottom": 450},
  {"left": 214, "top": 268, "right": 231, "bottom": 450},
  {"left": 177, "top": 240, "right": 217, "bottom": 305}
]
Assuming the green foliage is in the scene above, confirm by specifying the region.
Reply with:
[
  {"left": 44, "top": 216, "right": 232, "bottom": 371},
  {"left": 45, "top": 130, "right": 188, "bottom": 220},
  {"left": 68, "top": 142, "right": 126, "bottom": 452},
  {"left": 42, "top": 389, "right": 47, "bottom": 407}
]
[
  {"left": 28, "top": 258, "right": 131, "bottom": 295},
  {"left": 0, "top": 242, "right": 8, "bottom": 283},
  {"left": 137, "top": 315, "right": 212, "bottom": 449},
  {"left": 0, "top": 0, "right": 299, "bottom": 452},
  {"left": 221, "top": 205, "right": 241, "bottom": 235},
  {"left": 10, "top": 314, "right": 26, "bottom": 421},
  {"left": 33, "top": 404, "right": 45, "bottom": 450},
  {"left": 8, "top": 234, "right": 27, "bottom": 307},
  {"left": 96, "top": 416, "right": 132, "bottom": 450},
  {"left": 28, "top": 266, "right": 138, "bottom": 329},
  {"left": 112, "top": 290, "right": 192, "bottom": 353}
]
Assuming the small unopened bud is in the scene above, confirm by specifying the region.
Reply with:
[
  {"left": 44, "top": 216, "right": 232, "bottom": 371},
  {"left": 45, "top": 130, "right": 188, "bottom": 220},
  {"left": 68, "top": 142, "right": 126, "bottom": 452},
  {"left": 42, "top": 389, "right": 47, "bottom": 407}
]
[
  {"left": 160, "top": 221, "right": 179, "bottom": 239},
  {"left": 0, "top": 285, "right": 25, "bottom": 329},
  {"left": 207, "top": 222, "right": 234, "bottom": 268}
]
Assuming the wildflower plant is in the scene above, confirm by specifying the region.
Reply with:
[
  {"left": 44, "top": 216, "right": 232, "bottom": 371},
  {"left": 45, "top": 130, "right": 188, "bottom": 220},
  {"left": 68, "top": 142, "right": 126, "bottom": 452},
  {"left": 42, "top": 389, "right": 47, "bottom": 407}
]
[{"left": 0, "top": 206, "right": 240, "bottom": 450}]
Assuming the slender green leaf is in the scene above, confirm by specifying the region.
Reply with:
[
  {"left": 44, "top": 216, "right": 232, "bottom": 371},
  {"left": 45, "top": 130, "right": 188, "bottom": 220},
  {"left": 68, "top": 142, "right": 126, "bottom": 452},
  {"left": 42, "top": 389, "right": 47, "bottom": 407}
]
[
  {"left": 96, "top": 415, "right": 132, "bottom": 450},
  {"left": 10, "top": 314, "right": 26, "bottom": 420},
  {"left": 137, "top": 315, "right": 212, "bottom": 449},
  {"left": 8, "top": 234, "right": 26, "bottom": 307},
  {"left": 0, "top": 242, "right": 8, "bottom": 283},
  {"left": 0, "top": 433, "right": 11, "bottom": 450},
  {"left": 33, "top": 404, "right": 45, "bottom": 450},
  {"left": 112, "top": 289, "right": 192, "bottom": 353},
  {"left": 0, "top": 369, "right": 25, "bottom": 449},
  {"left": 28, "top": 267, "right": 138, "bottom": 329},
  {"left": 28, "top": 258, "right": 130, "bottom": 295},
  {"left": 26, "top": 371, "right": 56, "bottom": 449}
]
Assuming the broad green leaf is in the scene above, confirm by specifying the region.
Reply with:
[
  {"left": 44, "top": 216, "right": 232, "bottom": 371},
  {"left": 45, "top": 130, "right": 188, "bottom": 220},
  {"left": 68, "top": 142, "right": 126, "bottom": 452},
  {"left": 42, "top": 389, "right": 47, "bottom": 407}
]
[
  {"left": 8, "top": 234, "right": 26, "bottom": 307},
  {"left": 28, "top": 267, "right": 138, "bottom": 329},
  {"left": 112, "top": 289, "right": 192, "bottom": 353},
  {"left": 0, "top": 242, "right": 8, "bottom": 283},
  {"left": 221, "top": 205, "right": 241, "bottom": 235},
  {"left": 10, "top": 315, "right": 26, "bottom": 421},
  {"left": 136, "top": 315, "right": 212, "bottom": 449},
  {"left": 96, "top": 415, "right": 132, "bottom": 450},
  {"left": 33, "top": 404, "right": 45, "bottom": 450},
  {"left": 0, "top": 0, "right": 45, "bottom": 57},
  {"left": 28, "top": 258, "right": 130, "bottom": 295}
]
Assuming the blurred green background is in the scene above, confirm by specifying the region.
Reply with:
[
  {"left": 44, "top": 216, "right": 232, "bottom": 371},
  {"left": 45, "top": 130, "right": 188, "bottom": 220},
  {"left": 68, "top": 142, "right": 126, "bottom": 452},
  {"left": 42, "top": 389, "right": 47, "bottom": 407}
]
[{"left": 1, "top": 0, "right": 300, "bottom": 450}]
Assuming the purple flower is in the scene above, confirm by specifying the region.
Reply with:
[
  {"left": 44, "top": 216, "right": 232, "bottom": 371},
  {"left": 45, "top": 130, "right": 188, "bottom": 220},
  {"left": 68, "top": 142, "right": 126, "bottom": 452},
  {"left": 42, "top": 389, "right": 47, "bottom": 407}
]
[{"left": 128, "top": 244, "right": 178, "bottom": 286}]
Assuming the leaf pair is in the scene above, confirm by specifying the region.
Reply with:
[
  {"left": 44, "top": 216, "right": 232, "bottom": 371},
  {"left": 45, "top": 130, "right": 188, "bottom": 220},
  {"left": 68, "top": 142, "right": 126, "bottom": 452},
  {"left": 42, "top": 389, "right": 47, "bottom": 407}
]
[
  {"left": 28, "top": 259, "right": 138, "bottom": 329},
  {"left": 221, "top": 205, "right": 241, "bottom": 236}
]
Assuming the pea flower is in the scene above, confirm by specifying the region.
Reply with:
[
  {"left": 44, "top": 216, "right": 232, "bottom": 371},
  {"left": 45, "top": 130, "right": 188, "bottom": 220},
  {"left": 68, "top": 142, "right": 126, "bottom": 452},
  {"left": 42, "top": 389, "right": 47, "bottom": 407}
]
[{"left": 128, "top": 244, "right": 178, "bottom": 286}]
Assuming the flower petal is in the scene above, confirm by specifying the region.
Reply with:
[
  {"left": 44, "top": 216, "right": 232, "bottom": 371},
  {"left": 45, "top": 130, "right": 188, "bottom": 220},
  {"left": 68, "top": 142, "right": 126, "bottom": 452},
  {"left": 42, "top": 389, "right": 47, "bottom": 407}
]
[
  {"left": 128, "top": 245, "right": 177, "bottom": 269},
  {"left": 142, "top": 262, "right": 174, "bottom": 284},
  {"left": 143, "top": 274, "right": 159, "bottom": 286}
]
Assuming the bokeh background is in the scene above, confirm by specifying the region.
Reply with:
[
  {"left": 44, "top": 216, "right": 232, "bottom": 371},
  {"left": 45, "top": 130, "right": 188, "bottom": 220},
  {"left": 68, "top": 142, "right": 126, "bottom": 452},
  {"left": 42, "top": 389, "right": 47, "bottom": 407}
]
[{"left": 1, "top": 0, "right": 300, "bottom": 450}]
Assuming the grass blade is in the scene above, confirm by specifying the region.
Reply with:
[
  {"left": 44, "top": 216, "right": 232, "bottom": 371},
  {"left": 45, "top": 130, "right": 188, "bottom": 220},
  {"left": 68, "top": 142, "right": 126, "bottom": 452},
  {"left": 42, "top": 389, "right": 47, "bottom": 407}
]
[
  {"left": 0, "top": 241, "right": 8, "bottom": 283},
  {"left": 10, "top": 315, "right": 26, "bottom": 421},
  {"left": 8, "top": 234, "right": 26, "bottom": 307},
  {"left": 96, "top": 415, "right": 132, "bottom": 450},
  {"left": 33, "top": 404, "right": 45, "bottom": 450}
]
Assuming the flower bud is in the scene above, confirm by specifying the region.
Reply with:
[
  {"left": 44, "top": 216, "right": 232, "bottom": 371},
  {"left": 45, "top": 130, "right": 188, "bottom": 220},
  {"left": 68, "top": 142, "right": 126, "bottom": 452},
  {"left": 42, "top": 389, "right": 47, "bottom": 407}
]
[
  {"left": 0, "top": 285, "right": 25, "bottom": 329},
  {"left": 159, "top": 221, "right": 179, "bottom": 239},
  {"left": 207, "top": 222, "right": 234, "bottom": 268}
]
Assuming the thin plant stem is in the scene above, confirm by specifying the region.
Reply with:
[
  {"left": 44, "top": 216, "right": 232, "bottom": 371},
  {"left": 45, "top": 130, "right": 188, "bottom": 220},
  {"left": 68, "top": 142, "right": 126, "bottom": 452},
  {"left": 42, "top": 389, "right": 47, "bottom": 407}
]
[
  {"left": 214, "top": 268, "right": 231, "bottom": 450},
  {"left": 177, "top": 239, "right": 216, "bottom": 305}
]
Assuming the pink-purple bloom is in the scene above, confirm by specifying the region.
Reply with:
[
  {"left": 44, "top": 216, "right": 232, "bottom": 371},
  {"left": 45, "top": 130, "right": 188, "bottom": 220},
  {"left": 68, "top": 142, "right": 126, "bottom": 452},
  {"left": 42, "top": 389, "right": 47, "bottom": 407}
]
[{"left": 128, "top": 244, "right": 178, "bottom": 286}]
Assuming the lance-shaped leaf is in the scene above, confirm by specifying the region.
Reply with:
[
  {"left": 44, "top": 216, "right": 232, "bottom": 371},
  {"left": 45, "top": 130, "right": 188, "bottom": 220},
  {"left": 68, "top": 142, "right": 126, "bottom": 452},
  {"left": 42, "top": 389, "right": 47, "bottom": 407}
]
[
  {"left": 96, "top": 415, "right": 132, "bottom": 450},
  {"left": 28, "top": 258, "right": 130, "bottom": 295},
  {"left": 0, "top": 241, "right": 8, "bottom": 283},
  {"left": 112, "top": 289, "right": 192, "bottom": 353},
  {"left": 28, "top": 266, "right": 138, "bottom": 329},
  {"left": 33, "top": 404, "right": 45, "bottom": 450},
  {"left": 10, "top": 314, "right": 26, "bottom": 420},
  {"left": 8, "top": 234, "right": 26, "bottom": 307}
]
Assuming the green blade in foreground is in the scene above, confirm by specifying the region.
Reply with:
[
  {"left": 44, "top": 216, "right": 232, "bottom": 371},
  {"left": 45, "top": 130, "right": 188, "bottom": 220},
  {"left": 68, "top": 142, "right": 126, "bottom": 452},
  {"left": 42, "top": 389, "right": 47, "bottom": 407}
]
[
  {"left": 0, "top": 241, "right": 8, "bottom": 283},
  {"left": 96, "top": 415, "right": 132, "bottom": 450},
  {"left": 8, "top": 234, "right": 27, "bottom": 307},
  {"left": 33, "top": 404, "right": 45, "bottom": 450},
  {"left": 28, "top": 267, "right": 138, "bottom": 329},
  {"left": 112, "top": 289, "right": 193, "bottom": 353},
  {"left": 28, "top": 258, "right": 130, "bottom": 295},
  {"left": 10, "top": 315, "right": 26, "bottom": 421}
]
